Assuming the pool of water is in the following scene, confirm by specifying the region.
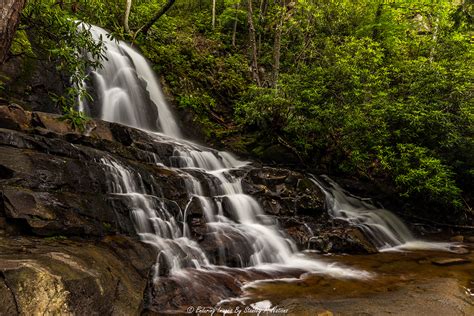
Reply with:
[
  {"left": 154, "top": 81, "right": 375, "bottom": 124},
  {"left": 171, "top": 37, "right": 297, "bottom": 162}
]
[{"left": 236, "top": 241, "right": 474, "bottom": 315}]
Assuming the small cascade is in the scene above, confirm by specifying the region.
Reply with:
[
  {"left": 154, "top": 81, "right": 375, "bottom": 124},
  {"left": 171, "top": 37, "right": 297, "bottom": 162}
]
[
  {"left": 312, "top": 175, "right": 454, "bottom": 252},
  {"left": 171, "top": 148, "right": 298, "bottom": 266},
  {"left": 101, "top": 157, "right": 210, "bottom": 272}
]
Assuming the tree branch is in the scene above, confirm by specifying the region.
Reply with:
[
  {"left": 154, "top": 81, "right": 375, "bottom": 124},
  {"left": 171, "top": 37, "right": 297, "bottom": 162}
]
[{"left": 141, "top": 0, "right": 176, "bottom": 36}]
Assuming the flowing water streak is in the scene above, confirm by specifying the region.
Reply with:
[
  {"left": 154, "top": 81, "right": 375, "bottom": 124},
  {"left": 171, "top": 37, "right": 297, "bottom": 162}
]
[
  {"left": 101, "top": 156, "right": 210, "bottom": 273},
  {"left": 311, "top": 175, "right": 455, "bottom": 252},
  {"left": 119, "top": 44, "right": 182, "bottom": 138},
  {"left": 169, "top": 146, "right": 372, "bottom": 277},
  {"left": 168, "top": 144, "right": 329, "bottom": 269}
]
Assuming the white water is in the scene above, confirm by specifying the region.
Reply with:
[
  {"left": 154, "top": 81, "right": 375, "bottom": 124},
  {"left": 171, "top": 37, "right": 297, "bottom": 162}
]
[
  {"left": 312, "top": 175, "right": 455, "bottom": 252},
  {"left": 100, "top": 142, "right": 367, "bottom": 279},
  {"left": 79, "top": 24, "right": 182, "bottom": 138}
]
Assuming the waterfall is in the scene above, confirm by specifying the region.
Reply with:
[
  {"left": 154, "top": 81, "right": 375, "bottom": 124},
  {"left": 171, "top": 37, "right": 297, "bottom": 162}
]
[
  {"left": 78, "top": 24, "right": 372, "bottom": 283},
  {"left": 311, "top": 175, "right": 455, "bottom": 252},
  {"left": 76, "top": 25, "right": 457, "bottom": 290},
  {"left": 101, "top": 156, "right": 210, "bottom": 272},
  {"left": 79, "top": 24, "right": 182, "bottom": 138}
]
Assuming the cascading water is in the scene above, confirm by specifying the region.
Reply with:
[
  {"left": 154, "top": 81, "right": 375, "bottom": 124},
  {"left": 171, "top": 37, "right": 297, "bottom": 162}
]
[
  {"left": 171, "top": 148, "right": 299, "bottom": 267},
  {"left": 77, "top": 24, "right": 395, "bottom": 298},
  {"left": 76, "top": 26, "right": 459, "bottom": 297},
  {"left": 79, "top": 24, "right": 181, "bottom": 138},
  {"left": 99, "top": 137, "right": 366, "bottom": 279},
  {"left": 311, "top": 175, "right": 455, "bottom": 252},
  {"left": 101, "top": 156, "right": 210, "bottom": 272}
]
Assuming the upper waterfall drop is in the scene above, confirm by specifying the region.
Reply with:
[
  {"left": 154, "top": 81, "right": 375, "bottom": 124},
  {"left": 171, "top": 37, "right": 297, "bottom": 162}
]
[{"left": 79, "top": 24, "right": 182, "bottom": 138}]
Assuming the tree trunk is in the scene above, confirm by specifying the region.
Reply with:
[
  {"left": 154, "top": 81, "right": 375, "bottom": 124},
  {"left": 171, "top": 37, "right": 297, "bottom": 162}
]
[
  {"left": 272, "top": 8, "right": 284, "bottom": 88},
  {"left": 231, "top": 3, "right": 240, "bottom": 47},
  {"left": 212, "top": 0, "right": 216, "bottom": 29},
  {"left": 141, "top": 0, "right": 176, "bottom": 36},
  {"left": 123, "top": 0, "right": 132, "bottom": 33},
  {"left": 429, "top": 15, "right": 439, "bottom": 62},
  {"left": 247, "top": 0, "right": 261, "bottom": 86},
  {"left": 0, "top": 0, "right": 26, "bottom": 64}
]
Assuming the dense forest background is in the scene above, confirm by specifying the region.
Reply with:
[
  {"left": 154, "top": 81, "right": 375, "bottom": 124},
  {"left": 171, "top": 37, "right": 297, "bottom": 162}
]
[{"left": 1, "top": 0, "right": 473, "bottom": 222}]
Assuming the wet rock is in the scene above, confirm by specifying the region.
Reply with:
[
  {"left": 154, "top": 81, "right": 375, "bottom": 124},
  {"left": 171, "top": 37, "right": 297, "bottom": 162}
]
[
  {"left": 431, "top": 258, "right": 471, "bottom": 266},
  {"left": 261, "top": 197, "right": 292, "bottom": 216},
  {"left": 0, "top": 105, "right": 192, "bottom": 312},
  {"left": 85, "top": 120, "right": 114, "bottom": 141},
  {"left": 308, "top": 227, "right": 378, "bottom": 254},
  {"left": 199, "top": 230, "right": 257, "bottom": 266},
  {"left": 110, "top": 123, "right": 134, "bottom": 146},
  {"left": 295, "top": 194, "right": 324, "bottom": 217},
  {"left": 285, "top": 223, "right": 314, "bottom": 247},
  {"left": 0, "top": 164, "right": 14, "bottom": 179},
  {"left": 143, "top": 267, "right": 290, "bottom": 314},
  {"left": 33, "top": 112, "right": 72, "bottom": 134},
  {"left": 0, "top": 104, "right": 390, "bottom": 313},
  {"left": 0, "top": 274, "right": 17, "bottom": 314},
  {"left": 2, "top": 187, "right": 55, "bottom": 221},
  {"left": 451, "top": 247, "right": 470, "bottom": 254},
  {"left": 0, "top": 236, "right": 157, "bottom": 315},
  {"left": 2, "top": 261, "right": 71, "bottom": 314},
  {"left": 0, "top": 104, "right": 31, "bottom": 131},
  {"left": 1, "top": 184, "right": 132, "bottom": 237},
  {"left": 450, "top": 235, "right": 464, "bottom": 243},
  {"left": 242, "top": 167, "right": 325, "bottom": 217}
]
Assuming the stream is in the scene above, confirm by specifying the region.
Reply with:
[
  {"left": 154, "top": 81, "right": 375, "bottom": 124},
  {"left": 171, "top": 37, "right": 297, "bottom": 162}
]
[{"left": 239, "top": 247, "right": 474, "bottom": 315}]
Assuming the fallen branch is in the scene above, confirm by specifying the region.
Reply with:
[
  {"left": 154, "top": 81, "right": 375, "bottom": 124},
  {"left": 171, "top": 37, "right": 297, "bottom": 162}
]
[{"left": 277, "top": 136, "right": 305, "bottom": 164}]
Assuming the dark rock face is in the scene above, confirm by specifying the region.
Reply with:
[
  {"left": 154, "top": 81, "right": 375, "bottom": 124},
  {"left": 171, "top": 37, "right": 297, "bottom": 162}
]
[
  {"left": 242, "top": 167, "right": 326, "bottom": 217},
  {"left": 0, "top": 105, "right": 186, "bottom": 313},
  {"left": 0, "top": 105, "right": 378, "bottom": 313},
  {"left": 240, "top": 167, "right": 377, "bottom": 254},
  {"left": 307, "top": 227, "right": 378, "bottom": 254},
  {"left": 0, "top": 56, "right": 65, "bottom": 114}
]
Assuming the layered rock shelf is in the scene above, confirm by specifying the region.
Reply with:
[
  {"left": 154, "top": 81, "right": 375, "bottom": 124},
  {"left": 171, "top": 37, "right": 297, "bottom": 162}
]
[{"left": 0, "top": 104, "right": 376, "bottom": 313}]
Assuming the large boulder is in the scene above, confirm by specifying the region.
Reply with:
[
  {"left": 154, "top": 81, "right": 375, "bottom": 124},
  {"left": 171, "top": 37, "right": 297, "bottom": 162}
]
[{"left": 0, "top": 235, "right": 157, "bottom": 315}]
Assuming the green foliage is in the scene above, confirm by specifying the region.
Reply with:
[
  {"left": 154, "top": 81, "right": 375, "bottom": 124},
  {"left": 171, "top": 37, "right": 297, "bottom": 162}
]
[
  {"left": 59, "top": 106, "right": 89, "bottom": 132},
  {"left": 377, "top": 144, "right": 462, "bottom": 208},
  {"left": 232, "top": 1, "right": 472, "bottom": 214},
  {"left": 9, "top": 30, "right": 33, "bottom": 56},
  {"left": 236, "top": 86, "right": 292, "bottom": 132}
]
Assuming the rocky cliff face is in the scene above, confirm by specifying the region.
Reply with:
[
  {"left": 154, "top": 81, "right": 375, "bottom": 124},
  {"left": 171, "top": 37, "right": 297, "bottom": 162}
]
[{"left": 0, "top": 104, "right": 375, "bottom": 313}]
